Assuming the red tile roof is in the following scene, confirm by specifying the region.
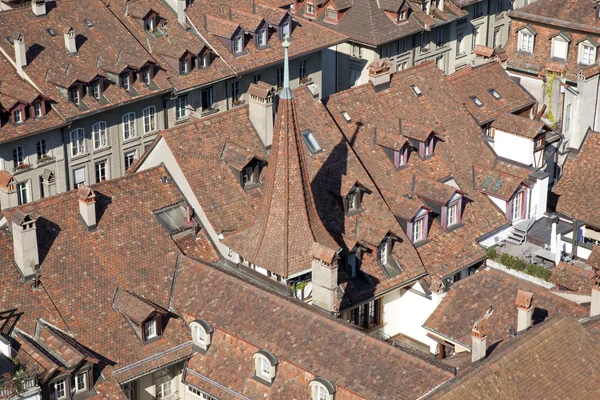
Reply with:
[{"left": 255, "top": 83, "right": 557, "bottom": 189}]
[
  {"left": 550, "top": 261, "right": 593, "bottom": 293},
  {"left": 491, "top": 113, "right": 546, "bottom": 139}
]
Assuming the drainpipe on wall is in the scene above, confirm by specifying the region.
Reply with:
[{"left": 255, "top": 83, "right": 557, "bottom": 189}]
[{"left": 572, "top": 219, "right": 579, "bottom": 259}]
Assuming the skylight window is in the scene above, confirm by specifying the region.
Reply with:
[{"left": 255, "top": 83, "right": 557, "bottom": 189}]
[
  {"left": 411, "top": 85, "right": 422, "bottom": 96},
  {"left": 342, "top": 111, "right": 351, "bottom": 122},
  {"left": 83, "top": 19, "right": 94, "bottom": 28},
  {"left": 470, "top": 95, "right": 484, "bottom": 107},
  {"left": 301, "top": 129, "right": 323, "bottom": 154},
  {"left": 46, "top": 28, "right": 57, "bottom": 37},
  {"left": 489, "top": 88, "right": 502, "bottom": 100},
  {"left": 154, "top": 203, "right": 195, "bottom": 234}
]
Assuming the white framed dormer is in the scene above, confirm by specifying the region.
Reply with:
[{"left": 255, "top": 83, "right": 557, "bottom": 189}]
[
  {"left": 578, "top": 38, "right": 597, "bottom": 65},
  {"left": 310, "top": 377, "right": 336, "bottom": 400},
  {"left": 253, "top": 350, "right": 278, "bottom": 385},
  {"left": 550, "top": 32, "right": 570, "bottom": 61},
  {"left": 409, "top": 208, "right": 430, "bottom": 244},
  {"left": 190, "top": 320, "right": 214, "bottom": 353},
  {"left": 517, "top": 26, "right": 536, "bottom": 54}
]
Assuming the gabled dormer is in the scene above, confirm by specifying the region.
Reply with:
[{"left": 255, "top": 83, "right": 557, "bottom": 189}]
[
  {"left": 340, "top": 175, "right": 372, "bottom": 216},
  {"left": 198, "top": 48, "right": 213, "bottom": 69},
  {"left": 414, "top": 178, "right": 465, "bottom": 231},
  {"left": 140, "top": 62, "right": 155, "bottom": 86},
  {"left": 550, "top": 31, "right": 571, "bottom": 61},
  {"left": 255, "top": 20, "right": 270, "bottom": 48},
  {"left": 221, "top": 142, "right": 266, "bottom": 190},
  {"left": 381, "top": 0, "right": 410, "bottom": 24},
  {"left": 88, "top": 76, "right": 107, "bottom": 103},
  {"left": 120, "top": 68, "right": 133, "bottom": 91},
  {"left": 577, "top": 37, "right": 598, "bottom": 66},
  {"left": 112, "top": 288, "right": 169, "bottom": 343},
  {"left": 279, "top": 13, "right": 292, "bottom": 39},
  {"left": 324, "top": 1, "right": 351, "bottom": 24},
  {"left": 376, "top": 128, "right": 411, "bottom": 168},
  {"left": 388, "top": 195, "right": 431, "bottom": 245},
  {"left": 69, "top": 82, "right": 84, "bottom": 105},
  {"left": 179, "top": 51, "right": 194, "bottom": 75},
  {"left": 376, "top": 232, "right": 403, "bottom": 278},
  {"left": 144, "top": 10, "right": 158, "bottom": 33},
  {"left": 399, "top": 120, "right": 438, "bottom": 159}
]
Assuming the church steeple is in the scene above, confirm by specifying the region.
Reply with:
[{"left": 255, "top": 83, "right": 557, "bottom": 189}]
[{"left": 223, "top": 40, "right": 338, "bottom": 279}]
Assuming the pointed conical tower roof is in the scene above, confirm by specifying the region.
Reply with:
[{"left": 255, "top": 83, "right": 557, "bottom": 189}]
[{"left": 223, "top": 38, "right": 338, "bottom": 278}]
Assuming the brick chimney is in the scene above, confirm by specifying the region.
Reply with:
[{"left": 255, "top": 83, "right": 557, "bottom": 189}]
[
  {"left": 311, "top": 243, "right": 339, "bottom": 313},
  {"left": 31, "top": 0, "right": 47, "bottom": 16},
  {"left": 248, "top": 81, "right": 275, "bottom": 148},
  {"left": 64, "top": 28, "right": 77, "bottom": 54},
  {"left": 176, "top": 0, "right": 187, "bottom": 25},
  {"left": 471, "top": 315, "right": 489, "bottom": 363},
  {"left": 368, "top": 58, "right": 392, "bottom": 92},
  {"left": 515, "top": 290, "right": 534, "bottom": 333},
  {"left": 11, "top": 209, "right": 39, "bottom": 280},
  {"left": 591, "top": 268, "right": 600, "bottom": 317},
  {"left": 14, "top": 33, "right": 27, "bottom": 78},
  {"left": 77, "top": 186, "right": 97, "bottom": 231}
]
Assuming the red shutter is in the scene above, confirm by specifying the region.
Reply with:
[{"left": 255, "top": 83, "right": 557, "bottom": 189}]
[
  {"left": 506, "top": 198, "right": 513, "bottom": 221},
  {"left": 441, "top": 206, "right": 447, "bottom": 229}
]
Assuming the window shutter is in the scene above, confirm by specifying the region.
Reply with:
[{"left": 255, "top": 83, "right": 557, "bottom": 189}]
[
  {"left": 441, "top": 206, "right": 447, "bottom": 229},
  {"left": 156, "top": 316, "right": 162, "bottom": 336},
  {"left": 407, "top": 221, "right": 413, "bottom": 242},
  {"left": 419, "top": 142, "right": 425, "bottom": 158},
  {"left": 521, "top": 190, "right": 527, "bottom": 220},
  {"left": 506, "top": 199, "right": 513, "bottom": 221},
  {"left": 422, "top": 214, "right": 429, "bottom": 239},
  {"left": 456, "top": 198, "right": 463, "bottom": 223}
]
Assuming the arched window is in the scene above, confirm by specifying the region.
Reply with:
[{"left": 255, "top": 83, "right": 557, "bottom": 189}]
[
  {"left": 190, "top": 320, "right": 213, "bottom": 352},
  {"left": 252, "top": 350, "right": 278, "bottom": 385},
  {"left": 310, "top": 378, "right": 336, "bottom": 400}
]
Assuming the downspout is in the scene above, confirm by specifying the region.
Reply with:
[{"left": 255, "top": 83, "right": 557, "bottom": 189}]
[{"left": 572, "top": 219, "right": 579, "bottom": 259}]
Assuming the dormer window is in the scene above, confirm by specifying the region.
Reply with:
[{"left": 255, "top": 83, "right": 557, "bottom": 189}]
[
  {"left": 442, "top": 194, "right": 463, "bottom": 229},
  {"left": 253, "top": 350, "right": 278, "bottom": 385},
  {"left": 33, "top": 102, "right": 42, "bottom": 117},
  {"left": 144, "top": 318, "right": 157, "bottom": 340},
  {"left": 71, "top": 370, "right": 88, "bottom": 394},
  {"left": 398, "top": 9, "right": 408, "bottom": 22},
  {"left": 281, "top": 22, "right": 290, "bottom": 39},
  {"left": 579, "top": 42, "right": 597, "bottom": 65},
  {"left": 190, "top": 320, "right": 213, "bottom": 352},
  {"left": 199, "top": 53, "right": 210, "bottom": 68},
  {"left": 142, "top": 66, "right": 152, "bottom": 84},
  {"left": 393, "top": 147, "right": 408, "bottom": 168},
  {"left": 470, "top": 95, "right": 483, "bottom": 107},
  {"left": 551, "top": 34, "right": 569, "bottom": 60},
  {"left": 518, "top": 28, "right": 535, "bottom": 53},
  {"left": 91, "top": 79, "right": 102, "bottom": 100},
  {"left": 257, "top": 29, "right": 267, "bottom": 47},
  {"left": 145, "top": 16, "right": 155, "bottom": 32},
  {"left": 310, "top": 378, "right": 336, "bottom": 400},
  {"left": 489, "top": 88, "right": 501, "bottom": 99},
  {"left": 413, "top": 217, "right": 424, "bottom": 242},
  {"left": 234, "top": 36, "right": 243, "bottom": 54},
  {"left": 378, "top": 240, "right": 389, "bottom": 265},
  {"left": 242, "top": 163, "right": 260, "bottom": 186},
  {"left": 13, "top": 109, "right": 23, "bottom": 124},
  {"left": 70, "top": 85, "right": 81, "bottom": 105},
  {"left": 306, "top": 3, "right": 315, "bottom": 15},
  {"left": 447, "top": 202, "right": 458, "bottom": 226},
  {"left": 326, "top": 7, "right": 337, "bottom": 22},
  {"left": 121, "top": 72, "right": 131, "bottom": 91},
  {"left": 179, "top": 57, "right": 190, "bottom": 74}
]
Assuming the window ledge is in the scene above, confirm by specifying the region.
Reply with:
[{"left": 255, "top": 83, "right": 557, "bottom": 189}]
[
  {"left": 70, "top": 153, "right": 90, "bottom": 162},
  {"left": 413, "top": 238, "right": 431, "bottom": 248},
  {"left": 445, "top": 222, "right": 464, "bottom": 233},
  {"left": 175, "top": 117, "right": 190, "bottom": 125},
  {"left": 201, "top": 107, "right": 219, "bottom": 117},
  {"left": 123, "top": 136, "right": 140, "bottom": 145},
  {"left": 92, "top": 146, "right": 112, "bottom": 155},
  {"left": 143, "top": 130, "right": 159, "bottom": 136},
  {"left": 455, "top": 53, "right": 468, "bottom": 60}
]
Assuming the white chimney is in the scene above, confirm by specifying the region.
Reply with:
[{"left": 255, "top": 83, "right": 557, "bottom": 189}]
[
  {"left": 77, "top": 186, "right": 97, "bottom": 230},
  {"left": 176, "top": 0, "right": 187, "bottom": 25},
  {"left": 248, "top": 82, "right": 275, "bottom": 148},
  {"left": 515, "top": 290, "right": 534, "bottom": 333},
  {"left": 11, "top": 209, "right": 39, "bottom": 280},
  {"left": 64, "top": 28, "right": 77, "bottom": 54},
  {"left": 311, "top": 243, "right": 339, "bottom": 313},
  {"left": 31, "top": 0, "right": 47, "bottom": 16},
  {"left": 591, "top": 269, "right": 600, "bottom": 317},
  {"left": 14, "top": 33, "right": 27, "bottom": 78},
  {"left": 471, "top": 315, "right": 489, "bottom": 363},
  {"left": 368, "top": 58, "right": 392, "bottom": 92}
]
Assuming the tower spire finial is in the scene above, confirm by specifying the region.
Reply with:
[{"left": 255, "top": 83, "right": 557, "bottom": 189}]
[{"left": 281, "top": 36, "right": 292, "bottom": 99}]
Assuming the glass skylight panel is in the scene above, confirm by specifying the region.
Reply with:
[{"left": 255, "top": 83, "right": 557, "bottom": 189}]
[
  {"left": 342, "top": 111, "right": 352, "bottom": 122},
  {"left": 154, "top": 203, "right": 192, "bottom": 234},
  {"left": 470, "top": 96, "right": 484, "bottom": 107},
  {"left": 489, "top": 88, "right": 502, "bottom": 99},
  {"left": 411, "top": 85, "right": 422, "bottom": 96},
  {"left": 301, "top": 129, "right": 323, "bottom": 154}
]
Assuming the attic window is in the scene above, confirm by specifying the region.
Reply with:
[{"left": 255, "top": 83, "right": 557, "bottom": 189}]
[
  {"left": 306, "top": 3, "right": 315, "bottom": 15},
  {"left": 326, "top": 7, "right": 337, "bottom": 21},
  {"left": 398, "top": 10, "right": 408, "bottom": 22},
  {"left": 470, "top": 95, "right": 483, "bottom": 107},
  {"left": 83, "top": 19, "right": 94, "bottom": 28},
  {"left": 46, "top": 28, "right": 57, "bottom": 37},
  {"left": 301, "top": 129, "right": 323, "bottom": 154},
  {"left": 190, "top": 320, "right": 213, "bottom": 352},
  {"left": 341, "top": 111, "right": 351, "bottom": 122},
  {"left": 144, "top": 319, "right": 157, "bottom": 340},
  {"left": 253, "top": 351, "right": 278, "bottom": 385},
  {"left": 489, "top": 89, "right": 501, "bottom": 100},
  {"left": 154, "top": 203, "right": 195, "bottom": 234},
  {"left": 234, "top": 36, "right": 243, "bottom": 54},
  {"left": 411, "top": 85, "right": 422, "bottom": 96}
]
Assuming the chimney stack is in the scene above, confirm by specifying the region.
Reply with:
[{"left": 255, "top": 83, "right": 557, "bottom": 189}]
[
  {"left": 176, "top": 0, "right": 187, "bottom": 26},
  {"left": 591, "top": 268, "right": 600, "bottom": 317},
  {"left": 311, "top": 243, "right": 339, "bottom": 313},
  {"left": 64, "top": 28, "right": 77, "bottom": 54},
  {"left": 14, "top": 33, "right": 27, "bottom": 78},
  {"left": 515, "top": 290, "right": 534, "bottom": 333},
  {"left": 11, "top": 210, "right": 39, "bottom": 280},
  {"left": 77, "top": 186, "right": 97, "bottom": 231},
  {"left": 368, "top": 58, "right": 392, "bottom": 92},
  {"left": 471, "top": 315, "right": 489, "bottom": 363},
  {"left": 248, "top": 82, "right": 275, "bottom": 148},
  {"left": 31, "top": 0, "right": 47, "bottom": 17}
]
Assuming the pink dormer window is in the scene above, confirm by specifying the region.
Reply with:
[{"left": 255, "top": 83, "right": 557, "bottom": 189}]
[{"left": 393, "top": 147, "right": 408, "bottom": 168}]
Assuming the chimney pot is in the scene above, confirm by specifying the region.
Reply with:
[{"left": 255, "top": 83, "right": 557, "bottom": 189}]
[
  {"left": 471, "top": 315, "right": 489, "bottom": 363},
  {"left": 77, "top": 186, "right": 97, "bottom": 230},
  {"left": 368, "top": 58, "right": 392, "bottom": 91},
  {"left": 516, "top": 290, "right": 534, "bottom": 332},
  {"left": 176, "top": 0, "right": 187, "bottom": 26},
  {"left": 248, "top": 82, "right": 275, "bottom": 148},
  {"left": 14, "top": 33, "right": 27, "bottom": 77},
  {"left": 11, "top": 209, "right": 39, "bottom": 280},
  {"left": 64, "top": 28, "right": 77, "bottom": 54},
  {"left": 311, "top": 242, "right": 338, "bottom": 313},
  {"left": 31, "top": 0, "right": 47, "bottom": 17}
]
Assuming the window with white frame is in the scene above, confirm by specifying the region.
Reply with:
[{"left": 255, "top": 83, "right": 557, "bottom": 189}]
[
  {"left": 144, "top": 319, "right": 157, "bottom": 340},
  {"left": 512, "top": 192, "right": 522, "bottom": 221},
  {"left": 234, "top": 36, "right": 243, "bottom": 53},
  {"left": 70, "top": 129, "right": 85, "bottom": 157},
  {"left": 13, "top": 109, "right": 23, "bottom": 123},
  {"left": 193, "top": 324, "right": 206, "bottom": 345},
  {"left": 13, "top": 147, "right": 25, "bottom": 168},
  {"left": 306, "top": 3, "right": 315, "bottom": 15},
  {"left": 34, "top": 102, "right": 42, "bottom": 117},
  {"left": 16, "top": 182, "right": 28, "bottom": 205},
  {"left": 122, "top": 112, "right": 136, "bottom": 140},
  {"left": 122, "top": 72, "right": 131, "bottom": 91},
  {"left": 309, "top": 380, "right": 334, "bottom": 400},
  {"left": 142, "top": 66, "right": 152, "bottom": 85},
  {"left": 52, "top": 378, "right": 66, "bottom": 400},
  {"left": 551, "top": 37, "right": 568, "bottom": 60},
  {"left": 186, "top": 385, "right": 217, "bottom": 400},
  {"left": 71, "top": 371, "right": 87, "bottom": 393},
  {"left": 326, "top": 7, "right": 337, "bottom": 21},
  {"left": 124, "top": 151, "right": 136, "bottom": 171},
  {"left": 472, "top": 26, "right": 481, "bottom": 49},
  {"left": 179, "top": 57, "right": 190, "bottom": 74},
  {"left": 143, "top": 106, "right": 156, "bottom": 133},
  {"left": 258, "top": 29, "right": 267, "bottom": 46},
  {"left": 92, "top": 80, "right": 101, "bottom": 100},
  {"left": 519, "top": 30, "right": 534, "bottom": 53},
  {"left": 37, "top": 140, "right": 48, "bottom": 161},
  {"left": 317, "top": 385, "right": 328, "bottom": 400},
  {"left": 92, "top": 122, "right": 108, "bottom": 150},
  {"left": 199, "top": 53, "right": 209, "bottom": 68},
  {"left": 456, "top": 32, "right": 465, "bottom": 56},
  {"left": 70, "top": 86, "right": 80, "bottom": 105},
  {"left": 259, "top": 356, "right": 270, "bottom": 378},
  {"left": 413, "top": 217, "right": 424, "bottom": 242},
  {"left": 299, "top": 59, "right": 308, "bottom": 81},
  {"left": 155, "top": 376, "right": 173, "bottom": 400},
  {"left": 493, "top": 28, "right": 501, "bottom": 48},
  {"left": 176, "top": 95, "right": 188, "bottom": 120},
  {"left": 580, "top": 43, "right": 596, "bottom": 65},
  {"left": 447, "top": 202, "right": 458, "bottom": 226},
  {"left": 378, "top": 240, "right": 388, "bottom": 265},
  {"left": 282, "top": 22, "right": 290, "bottom": 38},
  {"left": 95, "top": 161, "right": 107, "bottom": 183},
  {"left": 73, "top": 167, "right": 85, "bottom": 188}
]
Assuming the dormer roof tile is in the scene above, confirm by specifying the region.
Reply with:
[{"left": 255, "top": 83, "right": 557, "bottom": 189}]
[{"left": 113, "top": 288, "right": 165, "bottom": 325}]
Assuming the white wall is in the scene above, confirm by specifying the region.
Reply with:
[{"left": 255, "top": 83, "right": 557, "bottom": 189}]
[
  {"left": 478, "top": 225, "right": 512, "bottom": 248},
  {"left": 494, "top": 130, "right": 534, "bottom": 165},
  {"left": 137, "top": 138, "right": 236, "bottom": 262},
  {"left": 381, "top": 282, "right": 440, "bottom": 350},
  {"left": 507, "top": 72, "right": 544, "bottom": 103},
  {"left": 530, "top": 176, "right": 548, "bottom": 219},
  {"left": 322, "top": 46, "right": 337, "bottom": 98}
]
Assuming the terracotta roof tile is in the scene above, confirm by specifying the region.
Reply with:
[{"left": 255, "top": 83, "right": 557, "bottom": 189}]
[{"left": 550, "top": 261, "right": 593, "bottom": 293}]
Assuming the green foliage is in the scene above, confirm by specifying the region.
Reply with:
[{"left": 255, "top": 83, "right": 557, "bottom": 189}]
[
  {"left": 525, "top": 264, "right": 553, "bottom": 281},
  {"left": 487, "top": 247, "right": 498, "bottom": 260},
  {"left": 495, "top": 252, "right": 551, "bottom": 280}
]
